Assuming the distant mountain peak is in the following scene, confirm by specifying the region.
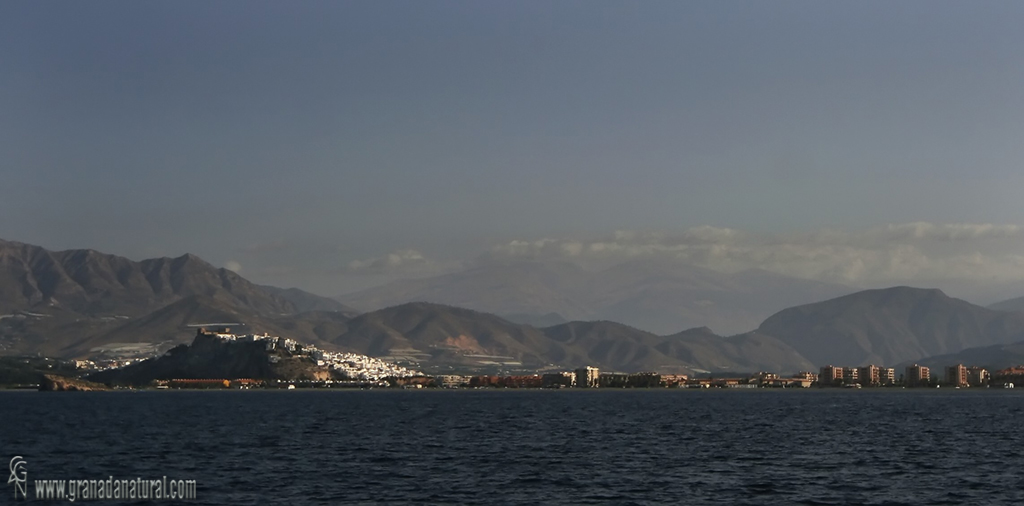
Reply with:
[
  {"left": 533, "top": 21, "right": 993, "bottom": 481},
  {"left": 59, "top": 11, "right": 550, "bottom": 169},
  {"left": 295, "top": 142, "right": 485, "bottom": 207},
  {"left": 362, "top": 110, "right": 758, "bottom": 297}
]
[
  {"left": 758, "top": 286, "right": 1024, "bottom": 367},
  {"left": 673, "top": 326, "right": 717, "bottom": 336},
  {"left": 872, "top": 285, "right": 945, "bottom": 295},
  {"left": 339, "top": 257, "right": 852, "bottom": 335},
  {"left": 375, "top": 301, "right": 500, "bottom": 320},
  {"left": 548, "top": 319, "right": 656, "bottom": 335},
  {"left": 170, "top": 252, "right": 211, "bottom": 266},
  {"left": 0, "top": 238, "right": 349, "bottom": 356},
  {"left": 659, "top": 326, "right": 722, "bottom": 342},
  {"left": 989, "top": 294, "right": 1024, "bottom": 313}
]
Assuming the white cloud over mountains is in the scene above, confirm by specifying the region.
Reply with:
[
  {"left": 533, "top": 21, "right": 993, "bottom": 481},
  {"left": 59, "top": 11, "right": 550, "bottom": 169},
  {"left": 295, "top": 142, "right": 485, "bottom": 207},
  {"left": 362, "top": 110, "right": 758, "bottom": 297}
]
[
  {"left": 487, "top": 222, "right": 1024, "bottom": 286},
  {"left": 347, "top": 249, "right": 442, "bottom": 276}
]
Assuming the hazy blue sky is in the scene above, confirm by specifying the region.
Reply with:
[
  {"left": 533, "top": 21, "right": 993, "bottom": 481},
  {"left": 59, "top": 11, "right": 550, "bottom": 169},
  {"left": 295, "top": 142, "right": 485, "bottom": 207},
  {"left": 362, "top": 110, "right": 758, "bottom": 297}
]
[{"left": 3, "top": 1, "right": 1024, "bottom": 297}]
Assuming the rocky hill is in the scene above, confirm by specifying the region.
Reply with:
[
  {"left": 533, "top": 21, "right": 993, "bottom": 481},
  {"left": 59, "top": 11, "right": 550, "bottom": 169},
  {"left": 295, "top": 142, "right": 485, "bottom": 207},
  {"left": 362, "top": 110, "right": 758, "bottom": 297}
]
[
  {"left": 757, "top": 287, "right": 1024, "bottom": 367},
  {"left": 329, "top": 302, "right": 570, "bottom": 369},
  {"left": 0, "top": 239, "right": 354, "bottom": 356},
  {"left": 39, "top": 374, "right": 109, "bottom": 391},
  {"left": 89, "top": 332, "right": 335, "bottom": 385},
  {"left": 0, "top": 239, "right": 297, "bottom": 315},
  {"left": 59, "top": 295, "right": 354, "bottom": 358},
  {"left": 0, "top": 356, "right": 80, "bottom": 387}
]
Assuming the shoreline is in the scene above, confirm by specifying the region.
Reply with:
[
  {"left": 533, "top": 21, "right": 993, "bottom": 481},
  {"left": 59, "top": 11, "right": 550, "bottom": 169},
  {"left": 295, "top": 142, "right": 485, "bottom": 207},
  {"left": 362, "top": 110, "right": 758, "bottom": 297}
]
[{"left": 2, "top": 386, "right": 1016, "bottom": 393}]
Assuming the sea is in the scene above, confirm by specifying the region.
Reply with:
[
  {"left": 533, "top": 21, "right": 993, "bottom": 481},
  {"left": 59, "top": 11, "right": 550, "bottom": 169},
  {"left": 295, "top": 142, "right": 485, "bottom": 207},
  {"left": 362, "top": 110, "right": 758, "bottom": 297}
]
[{"left": 2, "top": 389, "right": 1023, "bottom": 505}]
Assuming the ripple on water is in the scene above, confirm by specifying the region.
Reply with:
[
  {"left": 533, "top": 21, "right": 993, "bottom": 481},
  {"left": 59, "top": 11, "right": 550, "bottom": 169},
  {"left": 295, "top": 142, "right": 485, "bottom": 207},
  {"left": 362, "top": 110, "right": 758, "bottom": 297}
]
[{"left": 3, "top": 390, "right": 1024, "bottom": 505}]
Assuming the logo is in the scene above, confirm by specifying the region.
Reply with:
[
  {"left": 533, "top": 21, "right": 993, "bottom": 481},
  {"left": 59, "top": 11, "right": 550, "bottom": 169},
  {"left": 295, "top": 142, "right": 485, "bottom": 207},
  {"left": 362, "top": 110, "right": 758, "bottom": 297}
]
[{"left": 8, "top": 456, "right": 27, "bottom": 500}]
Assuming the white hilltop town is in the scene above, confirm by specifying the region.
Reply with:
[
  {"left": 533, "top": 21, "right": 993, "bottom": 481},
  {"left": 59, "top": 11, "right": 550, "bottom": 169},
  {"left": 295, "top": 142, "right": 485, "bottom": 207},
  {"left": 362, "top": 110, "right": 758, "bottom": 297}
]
[{"left": 199, "top": 328, "right": 421, "bottom": 381}]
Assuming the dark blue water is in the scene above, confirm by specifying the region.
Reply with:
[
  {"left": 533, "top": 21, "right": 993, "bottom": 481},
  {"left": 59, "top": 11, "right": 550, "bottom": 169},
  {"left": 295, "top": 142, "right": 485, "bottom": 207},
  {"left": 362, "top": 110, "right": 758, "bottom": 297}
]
[{"left": 3, "top": 390, "right": 1024, "bottom": 505}]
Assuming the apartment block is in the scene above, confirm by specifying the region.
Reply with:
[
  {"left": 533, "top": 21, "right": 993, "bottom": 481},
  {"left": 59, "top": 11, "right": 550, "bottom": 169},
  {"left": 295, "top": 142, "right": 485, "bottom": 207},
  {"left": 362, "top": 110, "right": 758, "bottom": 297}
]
[
  {"left": 857, "top": 365, "right": 880, "bottom": 386},
  {"left": 967, "top": 367, "right": 989, "bottom": 387},
  {"left": 574, "top": 366, "right": 600, "bottom": 388},
  {"left": 905, "top": 364, "right": 931, "bottom": 387},
  {"left": 819, "top": 365, "right": 843, "bottom": 386},
  {"left": 945, "top": 364, "right": 968, "bottom": 387}
]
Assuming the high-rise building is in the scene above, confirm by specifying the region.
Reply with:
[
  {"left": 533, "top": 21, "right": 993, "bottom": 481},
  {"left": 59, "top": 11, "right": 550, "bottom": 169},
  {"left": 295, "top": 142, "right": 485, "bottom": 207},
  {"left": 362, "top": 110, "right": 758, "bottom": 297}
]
[
  {"left": 967, "top": 367, "right": 989, "bottom": 387},
  {"left": 574, "top": 366, "right": 600, "bottom": 388},
  {"left": 905, "top": 364, "right": 931, "bottom": 387},
  {"left": 858, "top": 365, "right": 880, "bottom": 386},
  {"left": 819, "top": 365, "right": 843, "bottom": 386},
  {"left": 842, "top": 367, "right": 859, "bottom": 384},
  {"left": 945, "top": 364, "right": 968, "bottom": 387},
  {"left": 878, "top": 367, "right": 896, "bottom": 386}
]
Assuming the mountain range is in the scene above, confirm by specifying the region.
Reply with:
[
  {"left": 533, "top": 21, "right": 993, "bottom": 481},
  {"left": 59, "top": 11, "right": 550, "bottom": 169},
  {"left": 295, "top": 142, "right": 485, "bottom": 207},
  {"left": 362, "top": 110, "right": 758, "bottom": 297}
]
[
  {"left": 0, "top": 238, "right": 353, "bottom": 316},
  {"left": 0, "top": 239, "right": 353, "bottom": 356},
  {"left": 894, "top": 342, "right": 1024, "bottom": 372},
  {"left": 316, "top": 303, "right": 816, "bottom": 373},
  {"left": 758, "top": 287, "right": 1024, "bottom": 367},
  {"left": 337, "top": 257, "right": 852, "bottom": 335},
  {"left": 6, "top": 238, "right": 1024, "bottom": 374}
]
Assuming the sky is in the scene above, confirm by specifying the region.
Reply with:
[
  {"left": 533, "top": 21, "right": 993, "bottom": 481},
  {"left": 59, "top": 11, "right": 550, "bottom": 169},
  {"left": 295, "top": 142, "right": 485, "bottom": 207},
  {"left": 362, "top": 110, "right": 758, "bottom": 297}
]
[{"left": 3, "top": 1, "right": 1024, "bottom": 300}]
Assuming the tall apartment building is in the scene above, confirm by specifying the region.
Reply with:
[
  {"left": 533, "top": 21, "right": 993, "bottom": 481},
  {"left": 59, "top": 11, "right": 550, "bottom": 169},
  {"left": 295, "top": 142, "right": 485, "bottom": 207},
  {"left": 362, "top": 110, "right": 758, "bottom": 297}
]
[
  {"left": 945, "top": 364, "right": 968, "bottom": 387},
  {"left": 878, "top": 367, "right": 896, "bottom": 386},
  {"left": 842, "top": 367, "right": 859, "bottom": 384},
  {"left": 905, "top": 364, "right": 931, "bottom": 387},
  {"left": 858, "top": 365, "right": 880, "bottom": 386},
  {"left": 967, "top": 367, "right": 989, "bottom": 387},
  {"left": 574, "top": 366, "right": 600, "bottom": 388},
  {"left": 819, "top": 365, "right": 843, "bottom": 386}
]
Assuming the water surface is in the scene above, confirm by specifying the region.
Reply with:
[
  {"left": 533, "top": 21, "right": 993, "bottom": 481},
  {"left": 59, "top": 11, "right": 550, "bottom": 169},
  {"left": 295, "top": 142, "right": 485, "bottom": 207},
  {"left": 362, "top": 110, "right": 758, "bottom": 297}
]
[{"left": 3, "top": 389, "right": 1022, "bottom": 505}]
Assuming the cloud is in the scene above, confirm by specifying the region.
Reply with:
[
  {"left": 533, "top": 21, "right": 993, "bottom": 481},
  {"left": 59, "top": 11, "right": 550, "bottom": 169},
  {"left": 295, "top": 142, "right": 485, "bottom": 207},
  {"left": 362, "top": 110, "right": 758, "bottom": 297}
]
[
  {"left": 882, "top": 222, "right": 1021, "bottom": 242},
  {"left": 224, "top": 260, "right": 243, "bottom": 273},
  {"left": 485, "top": 223, "right": 1024, "bottom": 286},
  {"left": 347, "top": 249, "right": 441, "bottom": 276}
]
